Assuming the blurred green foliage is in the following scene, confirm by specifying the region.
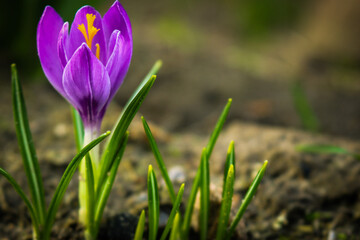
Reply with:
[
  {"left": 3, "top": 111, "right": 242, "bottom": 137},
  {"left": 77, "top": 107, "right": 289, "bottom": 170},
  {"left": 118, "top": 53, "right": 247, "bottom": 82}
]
[{"left": 224, "top": 0, "right": 308, "bottom": 39}]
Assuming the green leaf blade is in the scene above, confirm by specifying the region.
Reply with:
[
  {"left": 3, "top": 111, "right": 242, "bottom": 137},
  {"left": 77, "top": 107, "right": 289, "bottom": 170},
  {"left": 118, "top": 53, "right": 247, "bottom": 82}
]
[
  {"left": 134, "top": 210, "right": 146, "bottom": 240},
  {"left": 227, "top": 160, "right": 268, "bottom": 239},
  {"left": 170, "top": 212, "right": 181, "bottom": 240},
  {"left": 181, "top": 168, "right": 200, "bottom": 238},
  {"left": 292, "top": 80, "right": 319, "bottom": 132},
  {"left": 182, "top": 98, "right": 232, "bottom": 239},
  {"left": 160, "top": 183, "right": 185, "bottom": 240},
  {"left": 206, "top": 98, "right": 232, "bottom": 158},
  {"left": 223, "top": 141, "right": 235, "bottom": 198},
  {"left": 11, "top": 64, "right": 46, "bottom": 224},
  {"left": 216, "top": 164, "right": 235, "bottom": 240},
  {"left": 94, "top": 132, "right": 129, "bottom": 233},
  {"left": 0, "top": 168, "right": 40, "bottom": 236},
  {"left": 43, "top": 131, "right": 110, "bottom": 239},
  {"left": 85, "top": 154, "right": 95, "bottom": 238},
  {"left": 296, "top": 144, "right": 349, "bottom": 155},
  {"left": 70, "top": 106, "right": 84, "bottom": 152},
  {"left": 142, "top": 116, "right": 176, "bottom": 203},
  {"left": 199, "top": 148, "right": 210, "bottom": 240},
  {"left": 125, "top": 60, "right": 162, "bottom": 111},
  {"left": 97, "top": 75, "right": 156, "bottom": 197},
  {"left": 148, "top": 165, "right": 159, "bottom": 240}
]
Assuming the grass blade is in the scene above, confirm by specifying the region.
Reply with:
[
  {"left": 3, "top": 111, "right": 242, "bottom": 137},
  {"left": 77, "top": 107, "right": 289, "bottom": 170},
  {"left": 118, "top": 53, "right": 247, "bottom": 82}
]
[
  {"left": 0, "top": 168, "right": 40, "bottom": 236},
  {"left": 94, "top": 132, "right": 129, "bottom": 233},
  {"left": 170, "top": 212, "right": 181, "bottom": 240},
  {"left": 11, "top": 64, "right": 46, "bottom": 224},
  {"left": 124, "top": 60, "right": 162, "bottom": 111},
  {"left": 70, "top": 106, "right": 84, "bottom": 152},
  {"left": 160, "top": 184, "right": 185, "bottom": 240},
  {"left": 222, "top": 141, "right": 235, "bottom": 198},
  {"left": 43, "top": 131, "right": 110, "bottom": 239},
  {"left": 292, "top": 80, "right": 319, "bottom": 132},
  {"left": 206, "top": 98, "right": 232, "bottom": 158},
  {"left": 199, "top": 148, "right": 209, "bottom": 240},
  {"left": 216, "top": 164, "right": 235, "bottom": 240},
  {"left": 134, "top": 210, "right": 146, "bottom": 240},
  {"left": 227, "top": 160, "right": 268, "bottom": 239},
  {"left": 296, "top": 144, "right": 360, "bottom": 161},
  {"left": 181, "top": 167, "right": 200, "bottom": 239},
  {"left": 97, "top": 75, "right": 156, "bottom": 199},
  {"left": 142, "top": 116, "right": 176, "bottom": 203},
  {"left": 296, "top": 144, "right": 349, "bottom": 155},
  {"left": 85, "top": 154, "right": 95, "bottom": 238},
  {"left": 182, "top": 99, "right": 232, "bottom": 238},
  {"left": 148, "top": 165, "right": 160, "bottom": 240}
]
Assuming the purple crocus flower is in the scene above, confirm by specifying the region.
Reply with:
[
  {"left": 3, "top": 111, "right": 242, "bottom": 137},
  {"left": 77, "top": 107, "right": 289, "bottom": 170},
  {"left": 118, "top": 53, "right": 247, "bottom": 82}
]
[{"left": 37, "top": 1, "right": 132, "bottom": 134}]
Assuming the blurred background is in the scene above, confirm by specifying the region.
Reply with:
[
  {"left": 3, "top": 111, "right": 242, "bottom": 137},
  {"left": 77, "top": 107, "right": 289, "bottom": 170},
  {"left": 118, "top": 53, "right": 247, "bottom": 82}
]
[{"left": 1, "top": 0, "right": 360, "bottom": 138}]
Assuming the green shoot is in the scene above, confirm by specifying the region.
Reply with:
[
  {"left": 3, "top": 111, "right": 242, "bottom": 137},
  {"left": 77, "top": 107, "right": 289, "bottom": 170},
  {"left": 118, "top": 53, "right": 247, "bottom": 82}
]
[
  {"left": 11, "top": 64, "right": 46, "bottom": 225},
  {"left": 226, "top": 160, "right": 268, "bottom": 239},
  {"left": 182, "top": 98, "right": 232, "bottom": 238},
  {"left": 199, "top": 148, "right": 210, "bottom": 240},
  {"left": 134, "top": 210, "right": 146, "bottom": 240},
  {"left": 216, "top": 164, "right": 235, "bottom": 240},
  {"left": 148, "top": 165, "right": 160, "bottom": 240},
  {"left": 170, "top": 212, "right": 181, "bottom": 240},
  {"left": 142, "top": 116, "right": 176, "bottom": 203},
  {"left": 160, "top": 184, "right": 185, "bottom": 240}
]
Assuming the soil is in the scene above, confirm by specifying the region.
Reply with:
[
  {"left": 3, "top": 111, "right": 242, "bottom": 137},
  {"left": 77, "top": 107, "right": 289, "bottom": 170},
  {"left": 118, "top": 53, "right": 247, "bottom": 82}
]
[{"left": 0, "top": 82, "right": 360, "bottom": 239}]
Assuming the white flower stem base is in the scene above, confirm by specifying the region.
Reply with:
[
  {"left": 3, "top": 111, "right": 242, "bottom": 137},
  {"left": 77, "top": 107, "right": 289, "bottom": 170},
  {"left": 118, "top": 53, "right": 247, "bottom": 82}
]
[{"left": 79, "top": 127, "right": 100, "bottom": 240}]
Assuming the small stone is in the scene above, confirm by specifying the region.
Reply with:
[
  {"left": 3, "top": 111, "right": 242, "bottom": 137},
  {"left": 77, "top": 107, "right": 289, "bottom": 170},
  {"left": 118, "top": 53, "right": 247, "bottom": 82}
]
[
  {"left": 168, "top": 165, "right": 186, "bottom": 183},
  {"left": 53, "top": 123, "right": 68, "bottom": 138}
]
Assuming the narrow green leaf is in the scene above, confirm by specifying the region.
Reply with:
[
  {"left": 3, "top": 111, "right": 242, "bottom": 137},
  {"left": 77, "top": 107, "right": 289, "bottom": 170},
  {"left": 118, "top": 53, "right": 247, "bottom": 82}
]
[
  {"left": 199, "top": 148, "right": 209, "bottom": 240},
  {"left": 124, "top": 60, "right": 162, "bottom": 111},
  {"left": 142, "top": 116, "right": 176, "bottom": 203},
  {"left": 182, "top": 98, "right": 232, "bottom": 239},
  {"left": 170, "top": 212, "right": 181, "bottom": 240},
  {"left": 148, "top": 165, "right": 159, "bottom": 240},
  {"left": 11, "top": 64, "right": 46, "bottom": 225},
  {"left": 296, "top": 144, "right": 349, "bottom": 155},
  {"left": 85, "top": 154, "right": 95, "bottom": 238},
  {"left": 43, "top": 131, "right": 110, "bottom": 239},
  {"left": 181, "top": 167, "right": 200, "bottom": 238},
  {"left": 0, "top": 168, "right": 40, "bottom": 236},
  {"left": 134, "top": 210, "right": 146, "bottom": 240},
  {"left": 296, "top": 144, "right": 360, "bottom": 161},
  {"left": 97, "top": 75, "right": 156, "bottom": 198},
  {"left": 70, "top": 106, "right": 84, "bottom": 152},
  {"left": 206, "top": 98, "right": 232, "bottom": 158},
  {"left": 94, "top": 132, "right": 129, "bottom": 233},
  {"left": 227, "top": 160, "right": 268, "bottom": 239},
  {"left": 216, "top": 164, "right": 235, "bottom": 240},
  {"left": 160, "top": 184, "right": 185, "bottom": 240},
  {"left": 292, "top": 80, "right": 319, "bottom": 132},
  {"left": 222, "top": 141, "right": 235, "bottom": 198}
]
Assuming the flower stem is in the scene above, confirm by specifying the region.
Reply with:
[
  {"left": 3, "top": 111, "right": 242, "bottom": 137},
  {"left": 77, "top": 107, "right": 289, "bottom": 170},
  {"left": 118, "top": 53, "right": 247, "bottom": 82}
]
[{"left": 79, "top": 127, "right": 100, "bottom": 240}]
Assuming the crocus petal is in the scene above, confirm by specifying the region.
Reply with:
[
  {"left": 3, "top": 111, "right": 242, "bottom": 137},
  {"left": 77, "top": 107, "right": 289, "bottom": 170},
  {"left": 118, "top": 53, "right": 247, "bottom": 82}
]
[
  {"left": 68, "top": 6, "right": 107, "bottom": 64},
  {"left": 57, "top": 22, "right": 69, "bottom": 69},
  {"left": 102, "top": 1, "right": 132, "bottom": 53},
  {"left": 106, "top": 30, "right": 131, "bottom": 100},
  {"left": 63, "top": 43, "right": 110, "bottom": 128},
  {"left": 37, "top": 6, "right": 65, "bottom": 96}
]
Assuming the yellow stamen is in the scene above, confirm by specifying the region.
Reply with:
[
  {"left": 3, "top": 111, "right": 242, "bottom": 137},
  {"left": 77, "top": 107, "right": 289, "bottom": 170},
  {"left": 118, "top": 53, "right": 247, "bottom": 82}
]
[
  {"left": 77, "top": 14, "right": 100, "bottom": 50},
  {"left": 95, "top": 44, "right": 100, "bottom": 60},
  {"left": 77, "top": 24, "right": 89, "bottom": 43}
]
